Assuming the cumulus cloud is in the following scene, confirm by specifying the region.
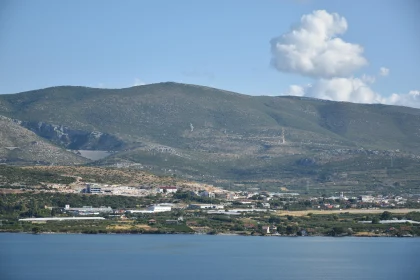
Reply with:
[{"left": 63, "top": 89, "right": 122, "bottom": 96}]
[
  {"left": 361, "top": 74, "right": 376, "bottom": 84},
  {"left": 270, "top": 10, "right": 367, "bottom": 79},
  {"left": 379, "top": 67, "right": 390, "bottom": 76},
  {"left": 383, "top": 90, "right": 420, "bottom": 108},
  {"left": 273, "top": 11, "right": 419, "bottom": 108},
  {"left": 285, "top": 84, "right": 306, "bottom": 96},
  {"left": 285, "top": 81, "right": 420, "bottom": 108},
  {"left": 286, "top": 77, "right": 381, "bottom": 104}
]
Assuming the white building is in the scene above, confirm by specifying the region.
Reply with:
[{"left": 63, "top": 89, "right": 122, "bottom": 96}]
[
  {"left": 189, "top": 204, "right": 224, "bottom": 210},
  {"left": 158, "top": 186, "right": 178, "bottom": 193},
  {"left": 148, "top": 204, "right": 172, "bottom": 212},
  {"left": 64, "top": 205, "right": 113, "bottom": 213},
  {"left": 126, "top": 204, "right": 172, "bottom": 214},
  {"left": 360, "top": 195, "right": 374, "bottom": 203}
]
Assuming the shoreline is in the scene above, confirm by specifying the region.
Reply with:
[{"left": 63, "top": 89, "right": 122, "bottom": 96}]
[{"left": 0, "top": 231, "right": 417, "bottom": 238}]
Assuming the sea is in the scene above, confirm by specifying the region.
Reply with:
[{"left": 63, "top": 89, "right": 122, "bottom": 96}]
[{"left": 1, "top": 233, "right": 419, "bottom": 280}]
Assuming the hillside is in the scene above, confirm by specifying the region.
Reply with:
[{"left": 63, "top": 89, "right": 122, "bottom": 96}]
[
  {"left": 0, "top": 116, "right": 88, "bottom": 165},
  {"left": 1, "top": 82, "right": 420, "bottom": 192}
]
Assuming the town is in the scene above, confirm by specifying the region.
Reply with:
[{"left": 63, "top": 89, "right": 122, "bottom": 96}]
[{"left": 2, "top": 181, "right": 419, "bottom": 237}]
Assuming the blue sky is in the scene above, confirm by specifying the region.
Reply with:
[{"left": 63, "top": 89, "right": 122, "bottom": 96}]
[{"left": 0, "top": 0, "right": 419, "bottom": 106}]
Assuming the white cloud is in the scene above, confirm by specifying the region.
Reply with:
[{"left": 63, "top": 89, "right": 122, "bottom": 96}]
[
  {"left": 285, "top": 84, "right": 306, "bottom": 96},
  {"left": 285, "top": 77, "right": 382, "bottom": 104},
  {"left": 270, "top": 10, "right": 367, "bottom": 79},
  {"left": 379, "top": 67, "right": 390, "bottom": 76},
  {"left": 383, "top": 90, "right": 420, "bottom": 108},
  {"left": 273, "top": 11, "right": 420, "bottom": 108},
  {"left": 285, "top": 80, "right": 420, "bottom": 108},
  {"left": 133, "top": 78, "right": 146, "bottom": 86},
  {"left": 361, "top": 74, "right": 376, "bottom": 84}
]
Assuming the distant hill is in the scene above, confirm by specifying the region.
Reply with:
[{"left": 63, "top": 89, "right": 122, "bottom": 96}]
[{"left": 1, "top": 82, "right": 419, "bottom": 193}]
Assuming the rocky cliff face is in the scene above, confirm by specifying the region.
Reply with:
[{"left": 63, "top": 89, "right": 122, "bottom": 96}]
[
  {"left": 0, "top": 116, "right": 88, "bottom": 165},
  {"left": 14, "top": 121, "right": 124, "bottom": 151}
]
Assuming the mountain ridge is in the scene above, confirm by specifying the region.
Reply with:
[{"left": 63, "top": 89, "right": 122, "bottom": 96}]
[{"left": 1, "top": 82, "right": 419, "bottom": 192}]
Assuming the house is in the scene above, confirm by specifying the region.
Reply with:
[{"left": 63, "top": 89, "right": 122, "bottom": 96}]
[
  {"left": 262, "top": 225, "right": 271, "bottom": 234},
  {"left": 244, "top": 223, "right": 256, "bottom": 229},
  {"left": 262, "top": 203, "right": 271, "bottom": 208},
  {"left": 225, "top": 193, "right": 239, "bottom": 200},
  {"left": 199, "top": 191, "right": 215, "bottom": 198},
  {"left": 148, "top": 219, "right": 156, "bottom": 224}
]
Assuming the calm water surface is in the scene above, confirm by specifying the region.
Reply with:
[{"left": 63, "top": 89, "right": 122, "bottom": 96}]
[{"left": 1, "top": 233, "right": 419, "bottom": 280}]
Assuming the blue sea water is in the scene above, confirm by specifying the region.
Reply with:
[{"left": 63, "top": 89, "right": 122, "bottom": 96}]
[{"left": 0, "top": 234, "right": 419, "bottom": 280}]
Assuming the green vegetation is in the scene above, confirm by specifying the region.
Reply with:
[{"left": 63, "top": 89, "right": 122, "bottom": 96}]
[
  {"left": 0, "top": 165, "right": 76, "bottom": 186},
  {"left": 1, "top": 83, "right": 420, "bottom": 191},
  {"left": 0, "top": 192, "right": 419, "bottom": 237}
]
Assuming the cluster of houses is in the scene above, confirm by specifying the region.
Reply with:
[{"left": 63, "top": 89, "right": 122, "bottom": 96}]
[
  {"left": 314, "top": 193, "right": 410, "bottom": 209},
  {"left": 74, "top": 183, "right": 417, "bottom": 214}
]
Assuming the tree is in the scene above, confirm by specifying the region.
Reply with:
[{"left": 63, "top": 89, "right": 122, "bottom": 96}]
[
  {"left": 372, "top": 217, "right": 380, "bottom": 224},
  {"left": 286, "top": 225, "right": 298, "bottom": 235},
  {"left": 268, "top": 216, "right": 281, "bottom": 224},
  {"left": 331, "top": 227, "right": 345, "bottom": 236},
  {"left": 32, "top": 226, "right": 41, "bottom": 234},
  {"left": 380, "top": 211, "right": 392, "bottom": 220}
]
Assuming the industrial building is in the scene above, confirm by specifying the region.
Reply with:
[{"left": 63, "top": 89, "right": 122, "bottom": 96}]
[
  {"left": 64, "top": 205, "right": 113, "bottom": 215},
  {"left": 188, "top": 204, "right": 224, "bottom": 210},
  {"left": 126, "top": 204, "right": 172, "bottom": 214}
]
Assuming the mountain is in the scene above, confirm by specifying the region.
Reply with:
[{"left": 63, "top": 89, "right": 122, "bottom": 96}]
[{"left": 1, "top": 82, "right": 420, "bottom": 193}]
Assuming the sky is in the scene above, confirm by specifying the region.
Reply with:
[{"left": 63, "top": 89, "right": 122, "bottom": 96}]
[{"left": 0, "top": 0, "right": 419, "bottom": 107}]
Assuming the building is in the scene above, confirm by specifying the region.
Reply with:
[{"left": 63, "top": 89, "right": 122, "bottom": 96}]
[
  {"left": 158, "top": 186, "right": 178, "bottom": 193},
  {"left": 262, "top": 226, "right": 271, "bottom": 234},
  {"left": 188, "top": 204, "right": 224, "bottom": 210},
  {"left": 126, "top": 204, "right": 172, "bottom": 214},
  {"left": 360, "top": 195, "right": 374, "bottom": 203},
  {"left": 148, "top": 204, "right": 172, "bottom": 212},
  {"left": 199, "top": 191, "right": 216, "bottom": 198},
  {"left": 64, "top": 205, "right": 113, "bottom": 214},
  {"left": 86, "top": 184, "right": 102, "bottom": 194}
]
